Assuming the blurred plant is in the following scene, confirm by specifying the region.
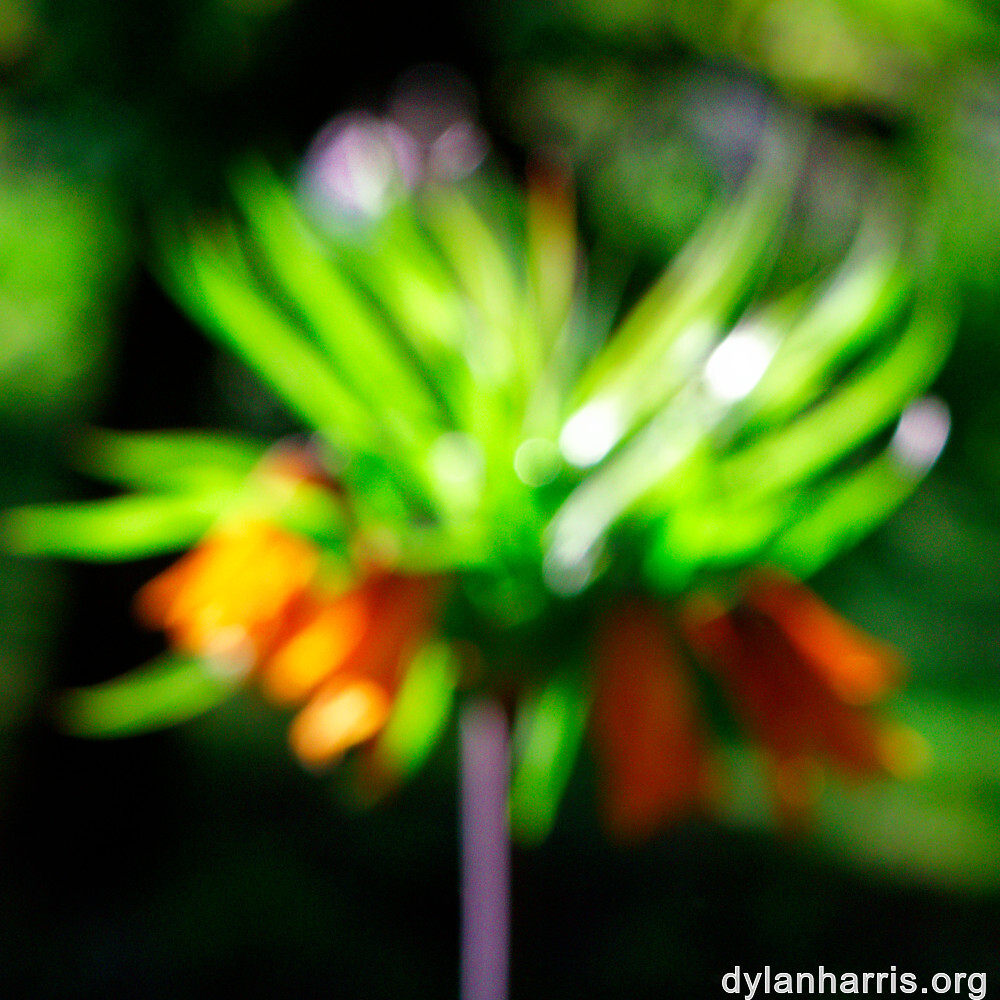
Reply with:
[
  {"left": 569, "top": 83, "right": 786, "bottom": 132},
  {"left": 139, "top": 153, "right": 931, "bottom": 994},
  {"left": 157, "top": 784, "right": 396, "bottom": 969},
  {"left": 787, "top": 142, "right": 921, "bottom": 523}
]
[
  {"left": 0, "top": 104, "right": 964, "bottom": 1000},
  {"left": 3, "top": 114, "right": 954, "bottom": 848}
]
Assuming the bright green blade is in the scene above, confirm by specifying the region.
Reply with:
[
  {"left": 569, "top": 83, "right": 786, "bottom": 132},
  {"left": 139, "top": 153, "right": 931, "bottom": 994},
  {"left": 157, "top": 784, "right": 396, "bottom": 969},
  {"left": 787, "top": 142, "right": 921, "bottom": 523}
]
[
  {"left": 54, "top": 654, "right": 237, "bottom": 738},
  {"left": 337, "top": 201, "right": 471, "bottom": 361},
  {"left": 2, "top": 490, "right": 236, "bottom": 561},
  {"left": 75, "top": 427, "right": 266, "bottom": 492},
  {"left": 747, "top": 246, "right": 911, "bottom": 426},
  {"left": 545, "top": 389, "right": 709, "bottom": 593},
  {"left": 561, "top": 143, "right": 796, "bottom": 465},
  {"left": 643, "top": 393, "right": 949, "bottom": 586},
  {"left": 719, "top": 302, "right": 955, "bottom": 503},
  {"left": 771, "top": 397, "right": 950, "bottom": 577},
  {"left": 422, "top": 185, "right": 530, "bottom": 387},
  {"left": 233, "top": 166, "right": 453, "bottom": 436},
  {"left": 163, "top": 226, "right": 376, "bottom": 452},
  {"left": 509, "top": 669, "right": 590, "bottom": 844},
  {"left": 330, "top": 202, "right": 492, "bottom": 447},
  {"left": 374, "top": 640, "right": 458, "bottom": 778},
  {"left": 546, "top": 297, "right": 952, "bottom": 595},
  {"left": 644, "top": 492, "right": 792, "bottom": 591}
]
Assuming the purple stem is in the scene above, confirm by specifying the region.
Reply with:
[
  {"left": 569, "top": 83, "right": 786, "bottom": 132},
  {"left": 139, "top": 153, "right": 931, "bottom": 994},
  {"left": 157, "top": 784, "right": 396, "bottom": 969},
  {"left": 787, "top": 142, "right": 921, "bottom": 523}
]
[{"left": 459, "top": 699, "right": 510, "bottom": 1000}]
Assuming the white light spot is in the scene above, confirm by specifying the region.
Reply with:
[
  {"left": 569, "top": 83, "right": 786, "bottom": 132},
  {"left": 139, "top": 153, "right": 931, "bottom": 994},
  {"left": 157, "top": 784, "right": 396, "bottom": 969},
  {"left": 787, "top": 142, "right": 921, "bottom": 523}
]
[
  {"left": 301, "top": 113, "right": 419, "bottom": 221},
  {"left": 514, "top": 438, "right": 560, "bottom": 487},
  {"left": 542, "top": 538, "right": 601, "bottom": 596},
  {"left": 430, "top": 432, "right": 484, "bottom": 486},
  {"left": 559, "top": 399, "right": 622, "bottom": 468},
  {"left": 704, "top": 326, "right": 776, "bottom": 402},
  {"left": 890, "top": 396, "right": 950, "bottom": 473}
]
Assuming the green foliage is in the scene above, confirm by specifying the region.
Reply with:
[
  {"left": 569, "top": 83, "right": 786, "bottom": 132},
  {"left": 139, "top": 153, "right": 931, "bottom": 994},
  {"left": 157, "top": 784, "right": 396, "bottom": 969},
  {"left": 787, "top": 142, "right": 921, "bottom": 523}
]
[
  {"left": 146, "top": 151, "right": 954, "bottom": 603},
  {"left": 3, "top": 427, "right": 349, "bottom": 560},
  {"left": 509, "top": 668, "right": 591, "bottom": 844},
  {"left": 374, "top": 640, "right": 459, "bottom": 779},
  {"left": 3, "top": 492, "right": 234, "bottom": 561},
  {"left": 54, "top": 653, "right": 238, "bottom": 738},
  {"left": 2, "top": 136, "right": 956, "bottom": 850}
]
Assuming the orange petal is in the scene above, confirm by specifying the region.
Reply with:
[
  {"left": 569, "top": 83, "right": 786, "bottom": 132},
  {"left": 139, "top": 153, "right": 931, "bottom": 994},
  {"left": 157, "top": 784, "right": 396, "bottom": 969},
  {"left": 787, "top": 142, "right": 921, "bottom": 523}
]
[
  {"left": 134, "top": 522, "right": 319, "bottom": 662},
  {"left": 259, "top": 589, "right": 372, "bottom": 705},
  {"left": 334, "top": 574, "right": 442, "bottom": 691},
  {"left": 685, "top": 599, "right": 888, "bottom": 784},
  {"left": 287, "top": 676, "right": 392, "bottom": 767},
  {"left": 745, "top": 569, "right": 901, "bottom": 705},
  {"left": 591, "top": 599, "right": 708, "bottom": 842}
]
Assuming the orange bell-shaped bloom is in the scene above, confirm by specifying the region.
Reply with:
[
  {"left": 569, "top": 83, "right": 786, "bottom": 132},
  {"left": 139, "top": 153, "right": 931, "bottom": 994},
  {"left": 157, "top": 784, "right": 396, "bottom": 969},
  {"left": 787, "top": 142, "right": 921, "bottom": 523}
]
[
  {"left": 265, "top": 572, "right": 444, "bottom": 766},
  {"left": 683, "top": 571, "right": 902, "bottom": 825},
  {"left": 135, "top": 515, "right": 446, "bottom": 769},
  {"left": 134, "top": 520, "right": 319, "bottom": 670},
  {"left": 258, "top": 586, "right": 375, "bottom": 705},
  {"left": 743, "top": 569, "right": 901, "bottom": 706},
  {"left": 590, "top": 598, "right": 711, "bottom": 842},
  {"left": 288, "top": 675, "right": 393, "bottom": 767}
]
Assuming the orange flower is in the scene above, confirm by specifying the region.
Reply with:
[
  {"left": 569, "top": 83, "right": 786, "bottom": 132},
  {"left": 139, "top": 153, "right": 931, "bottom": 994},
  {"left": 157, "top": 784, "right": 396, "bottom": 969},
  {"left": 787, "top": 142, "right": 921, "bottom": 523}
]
[
  {"left": 683, "top": 569, "right": 902, "bottom": 826},
  {"left": 268, "top": 573, "right": 443, "bottom": 766},
  {"left": 742, "top": 569, "right": 901, "bottom": 705},
  {"left": 287, "top": 675, "right": 394, "bottom": 767},
  {"left": 134, "top": 520, "right": 319, "bottom": 670},
  {"left": 590, "top": 598, "right": 712, "bottom": 842},
  {"left": 136, "top": 518, "right": 443, "bottom": 769}
]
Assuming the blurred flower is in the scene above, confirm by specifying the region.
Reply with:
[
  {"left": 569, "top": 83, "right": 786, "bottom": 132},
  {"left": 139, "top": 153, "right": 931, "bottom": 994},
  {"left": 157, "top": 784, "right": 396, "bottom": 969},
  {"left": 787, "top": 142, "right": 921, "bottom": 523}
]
[
  {"left": 6, "top": 120, "right": 953, "bottom": 844},
  {"left": 683, "top": 568, "right": 906, "bottom": 827},
  {"left": 590, "top": 598, "right": 712, "bottom": 841},
  {"left": 583, "top": 570, "right": 910, "bottom": 840},
  {"left": 277, "top": 572, "right": 443, "bottom": 766},
  {"left": 138, "top": 511, "right": 443, "bottom": 768},
  {"left": 135, "top": 520, "right": 319, "bottom": 674}
]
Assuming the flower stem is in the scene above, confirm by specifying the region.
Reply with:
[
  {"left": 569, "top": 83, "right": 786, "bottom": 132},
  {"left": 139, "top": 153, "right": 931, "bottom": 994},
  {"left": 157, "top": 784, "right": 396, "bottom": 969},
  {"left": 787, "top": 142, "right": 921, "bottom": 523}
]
[{"left": 459, "top": 699, "right": 510, "bottom": 1000}]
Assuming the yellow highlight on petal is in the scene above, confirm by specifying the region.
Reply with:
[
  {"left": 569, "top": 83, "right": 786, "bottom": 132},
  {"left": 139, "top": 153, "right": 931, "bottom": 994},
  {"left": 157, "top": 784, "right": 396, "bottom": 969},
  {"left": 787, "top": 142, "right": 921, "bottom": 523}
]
[
  {"left": 260, "top": 592, "right": 370, "bottom": 705},
  {"left": 288, "top": 677, "right": 391, "bottom": 767},
  {"left": 136, "top": 521, "right": 319, "bottom": 660}
]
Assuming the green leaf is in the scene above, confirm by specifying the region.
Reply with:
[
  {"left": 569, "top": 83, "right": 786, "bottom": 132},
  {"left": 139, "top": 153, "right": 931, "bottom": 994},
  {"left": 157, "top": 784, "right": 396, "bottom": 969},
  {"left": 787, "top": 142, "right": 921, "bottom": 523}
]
[
  {"left": 719, "top": 303, "right": 955, "bottom": 502},
  {"left": 54, "top": 654, "right": 237, "bottom": 738},
  {"left": 747, "top": 247, "right": 911, "bottom": 426},
  {"left": 645, "top": 491, "right": 792, "bottom": 588},
  {"left": 2, "top": 490, "right": 236, "bottom": 561},
  {"left": 338, "top": 201, "right": 471, "bottom": 363},
  {"left": 74, "top": 427, "right": 266, "bottom": 492},
  {"left": 563, "top": 144, "right": 797, "bottom": 460},
  {"left": 233, "top": 166, "right": 453, "bottom": 437},
  {"left": 374, "top": 640, "right": 458, "bottom": 777},
  {"left": 545, "top": 391, "right": 709, "bottom": 593},
  {"left": 645, "top": 394, "right": 949, "bottom": 584},
  {"left": 422, "top": 185, "right": 529, "bottom": 386},
  {"left": 771, "top": 461, "right": 926, "bottom": 579},
  {"left": 163, "top": 226, "right": 376, "bottom": 451},
  {"left": 330, "top": 199, "right": 515, "bottom": 460},
  {"left": 509, "top": 670, "right": 590, "bottom": 844}
]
